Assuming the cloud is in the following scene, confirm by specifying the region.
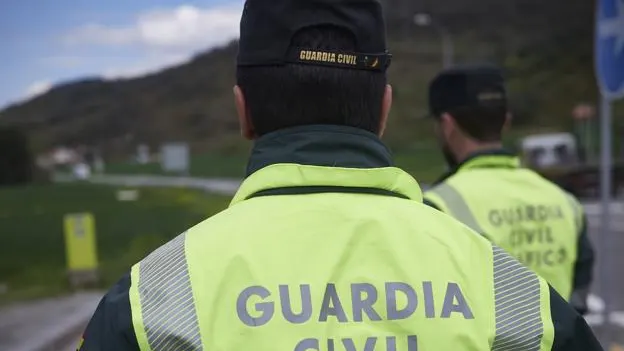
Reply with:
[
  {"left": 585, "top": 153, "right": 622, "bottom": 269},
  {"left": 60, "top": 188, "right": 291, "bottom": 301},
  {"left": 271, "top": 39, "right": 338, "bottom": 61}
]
[
  {"left": 4, "top": 3, "right": 244, "bottom": 107},
  {"left": 24, "top": 81, "right": 52, "bottom": 99},
  {"left": 64, "top": 4, "right": 243, "bottom": 52},
  {"left": 63, "top": 24, "right": 135, "bottom": 47},
  {"left": 40, "top": 56, "right": 86, "bottom": 68}
]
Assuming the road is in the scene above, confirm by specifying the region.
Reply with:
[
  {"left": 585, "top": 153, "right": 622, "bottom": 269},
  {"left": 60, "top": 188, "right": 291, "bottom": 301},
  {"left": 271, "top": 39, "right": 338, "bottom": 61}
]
[
  {"left": 53, "top": 173, "right": 243, "bottom": 196},
  {"left": 0, "top": 292, "right": 102, "bottom": 351},
  {"left": 583, "top": 201, "right": 624, "bottom": 345},
  {"left": 61, "top": 335, "right": 83, "bottom": 351}
]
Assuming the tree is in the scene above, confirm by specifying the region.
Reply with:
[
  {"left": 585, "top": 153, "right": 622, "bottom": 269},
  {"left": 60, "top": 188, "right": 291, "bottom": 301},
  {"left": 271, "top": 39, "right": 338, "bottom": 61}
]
[{"left": 0, "top": 127, "right": 33, "bottom": 186}]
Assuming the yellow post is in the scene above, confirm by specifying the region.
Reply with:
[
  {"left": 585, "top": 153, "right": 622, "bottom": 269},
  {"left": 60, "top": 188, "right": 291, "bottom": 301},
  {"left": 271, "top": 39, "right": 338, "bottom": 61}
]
[{"left": 63, "top": 213, "right": 99, "bottom": 287}]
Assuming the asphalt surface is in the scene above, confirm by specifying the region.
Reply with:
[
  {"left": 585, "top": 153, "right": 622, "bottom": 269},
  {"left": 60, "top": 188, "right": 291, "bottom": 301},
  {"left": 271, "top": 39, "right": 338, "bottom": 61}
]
[
  {"left": 0, "top": 292, "right": 102, "bottom": 351},
  {"left": 583, "top": 201, "right": 624, "bottom": 346}
]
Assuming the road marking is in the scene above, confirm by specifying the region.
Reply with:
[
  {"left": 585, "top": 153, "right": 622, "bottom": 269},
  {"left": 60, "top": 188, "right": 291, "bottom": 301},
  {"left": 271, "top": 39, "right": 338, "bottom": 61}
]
[
  {"left": 585, "top": 311, "right": 624, "bottom": 328},
  {"left": 589, "top": 294, "right": 606, "bottom": 311},
  {"left": 584, "top": 294, "right": 624, "bottom": 328}
]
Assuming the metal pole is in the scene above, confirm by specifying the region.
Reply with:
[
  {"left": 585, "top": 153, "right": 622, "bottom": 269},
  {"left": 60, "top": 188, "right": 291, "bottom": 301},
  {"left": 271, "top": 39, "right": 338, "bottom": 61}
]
[
  {"left": 413, "top": 13, "right": 454, "bottom": 69},
  {"left": 440, "top": 29, "right": 454, "bottom": 69},
  {"left": 599, "top": 93, "right": 612, "bottom": 343},
  {"left": 586, "top": 119, "right": 593, "bottom": 163}
]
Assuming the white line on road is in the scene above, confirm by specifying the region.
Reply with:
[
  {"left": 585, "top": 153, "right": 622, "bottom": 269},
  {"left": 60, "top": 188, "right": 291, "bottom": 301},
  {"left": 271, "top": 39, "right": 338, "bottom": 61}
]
[
  {"left": 585, "top": 294, "right": 624, "bottom": 328},
  {"left": 589, "top": 294, "right": 606, "bottom": 311},
  {"left": 584, "top": 312, "right": 624, "bottom": 328}
]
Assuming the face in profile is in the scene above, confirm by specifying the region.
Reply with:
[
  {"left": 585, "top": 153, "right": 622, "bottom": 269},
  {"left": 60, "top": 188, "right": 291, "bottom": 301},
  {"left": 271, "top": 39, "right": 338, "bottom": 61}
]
[{"left": 434, "top": 116, "right": 459, "bottom": 169}]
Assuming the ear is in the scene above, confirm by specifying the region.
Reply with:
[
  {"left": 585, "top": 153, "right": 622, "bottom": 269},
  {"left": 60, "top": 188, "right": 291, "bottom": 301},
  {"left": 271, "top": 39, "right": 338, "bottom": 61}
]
[
  {"left": 439, "top": 112, "right": 457, "bottom": 140},
  {"left": 502, "top": 112, "right": 513, "bottom": 133},
  {"left": 233, "top": 85, "right": 255, "bottom": 140},
  {"left": 378, "top": 84, "right": 393, "bottom": 137}
]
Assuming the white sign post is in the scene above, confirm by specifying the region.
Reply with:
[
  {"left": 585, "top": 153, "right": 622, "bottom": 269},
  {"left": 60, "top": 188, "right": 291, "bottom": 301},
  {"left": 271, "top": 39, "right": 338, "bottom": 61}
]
[{"left": 161, "top": 142, "right": 190, "bottom": 175}]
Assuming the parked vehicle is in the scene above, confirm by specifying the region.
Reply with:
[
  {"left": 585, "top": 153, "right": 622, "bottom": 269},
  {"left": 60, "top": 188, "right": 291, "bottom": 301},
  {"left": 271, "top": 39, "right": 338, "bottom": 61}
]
[{"left": 519, "top": 132, "right": 624, "bottom": 199}]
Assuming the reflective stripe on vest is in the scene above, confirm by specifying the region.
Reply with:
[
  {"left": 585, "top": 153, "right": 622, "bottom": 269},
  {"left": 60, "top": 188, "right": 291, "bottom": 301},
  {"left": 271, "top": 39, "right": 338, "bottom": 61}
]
[
  {"left": 429, "top": 183, "right": 486, "bottom": 234},
  {"left": 492, "top": 244, "right": 544, "bottom": 350},
  {"left": 136, "top": 232, "right": 202, "bottom": 351}
]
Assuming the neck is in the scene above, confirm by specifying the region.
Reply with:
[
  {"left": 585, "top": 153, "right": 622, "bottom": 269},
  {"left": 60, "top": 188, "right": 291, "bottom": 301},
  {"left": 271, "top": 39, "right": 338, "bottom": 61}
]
[
  {"left": 454, "top": 142, "right": 503, "bottom": 164},
  {"left": 246, "top": 124, "right": 393, "bottom": 176}
]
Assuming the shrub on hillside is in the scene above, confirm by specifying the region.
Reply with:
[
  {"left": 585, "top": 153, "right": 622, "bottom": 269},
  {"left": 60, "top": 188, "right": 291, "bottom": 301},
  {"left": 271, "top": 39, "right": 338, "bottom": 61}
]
[{"left": 0, "top": 127, "right": 33, "bottom": 186}]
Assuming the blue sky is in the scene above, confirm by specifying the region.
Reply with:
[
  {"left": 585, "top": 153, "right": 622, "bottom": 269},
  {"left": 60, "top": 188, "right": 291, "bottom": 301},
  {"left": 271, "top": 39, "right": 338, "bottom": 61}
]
[{"left": 0, "top": 0, "right": 243, "bottom": 108}]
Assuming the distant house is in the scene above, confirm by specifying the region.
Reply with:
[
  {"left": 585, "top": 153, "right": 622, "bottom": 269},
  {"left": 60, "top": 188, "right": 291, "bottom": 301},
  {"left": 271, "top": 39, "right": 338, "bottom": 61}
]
[{"left": 36, "top": 147, "right": 80, "bottom": 169}]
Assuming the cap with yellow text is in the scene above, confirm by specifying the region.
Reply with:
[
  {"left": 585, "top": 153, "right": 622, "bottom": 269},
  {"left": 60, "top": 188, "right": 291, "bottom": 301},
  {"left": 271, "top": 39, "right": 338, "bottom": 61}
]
[{"left": 237, "top": 0, "right": 391, "bottom": 72}]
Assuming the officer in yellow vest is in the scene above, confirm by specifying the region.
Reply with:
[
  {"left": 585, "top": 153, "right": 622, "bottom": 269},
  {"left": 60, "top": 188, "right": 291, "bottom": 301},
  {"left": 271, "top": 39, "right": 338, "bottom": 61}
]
[
  {"left": 79, "top": 2, "right": 602, "bottom": 350},
  {"left": 423, "top": 66, "right": 596, "bottom": 315}
]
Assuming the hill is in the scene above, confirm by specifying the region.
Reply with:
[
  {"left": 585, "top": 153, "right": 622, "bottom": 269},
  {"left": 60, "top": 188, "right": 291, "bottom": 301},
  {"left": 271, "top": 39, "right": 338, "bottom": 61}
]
[{"left": 0, "top": 0, "right": 601, "bottom": 157}]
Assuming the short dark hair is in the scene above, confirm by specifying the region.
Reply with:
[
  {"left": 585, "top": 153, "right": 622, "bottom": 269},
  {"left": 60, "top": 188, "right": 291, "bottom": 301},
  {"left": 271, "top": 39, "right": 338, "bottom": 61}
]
[
  {"left": 236, "top": 26, "right": 387, "bottom": 136},
  {"left": 447, "top": 105, "right": 507, "bottom": 142}
]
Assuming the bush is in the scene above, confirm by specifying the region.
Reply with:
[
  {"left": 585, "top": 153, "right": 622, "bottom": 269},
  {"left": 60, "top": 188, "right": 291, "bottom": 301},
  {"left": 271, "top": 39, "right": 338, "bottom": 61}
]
[{"left": 0, "top": 127, "right": 33, "bottom": 186}]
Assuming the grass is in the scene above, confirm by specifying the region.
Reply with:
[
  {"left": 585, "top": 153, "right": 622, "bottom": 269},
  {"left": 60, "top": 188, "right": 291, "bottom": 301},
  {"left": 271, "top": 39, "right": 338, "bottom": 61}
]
[
  {"left": 105, "top": 153, "right": 249, "bottom": 179},
  {"left": 105, "top": 151, "right": 447, "bottom": 182},
  {"left": 101, "top": 132, "right": 532, "bottom": 184},
  {"left": 0, "top": 153, "right": 445, "bottom": 306},
  {"left": 0, "top": 125, "right": 598, "bottom": 305},
  {"left": 0, "top": 183, "right": 231, "bottom": 305}
]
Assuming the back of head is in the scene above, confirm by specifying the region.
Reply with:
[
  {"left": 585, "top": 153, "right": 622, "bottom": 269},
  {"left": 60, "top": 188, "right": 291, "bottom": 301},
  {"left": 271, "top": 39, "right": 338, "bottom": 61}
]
[
  {"left": 236, "top": 0, "right": 391, "bottom": 137},
  {"left": 428, "top": 65, "right": 508, "bottom": 142}
]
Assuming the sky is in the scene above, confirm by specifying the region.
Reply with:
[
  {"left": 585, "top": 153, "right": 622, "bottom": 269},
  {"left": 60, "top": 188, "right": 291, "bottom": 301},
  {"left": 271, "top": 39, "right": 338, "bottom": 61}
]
[{"left": 0, "top": 0, "right": 243, "bottom": 108}]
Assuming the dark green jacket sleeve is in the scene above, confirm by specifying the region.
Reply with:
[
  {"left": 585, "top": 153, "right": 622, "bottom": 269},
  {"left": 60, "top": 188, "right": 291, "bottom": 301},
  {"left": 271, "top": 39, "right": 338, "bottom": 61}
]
[
  {"left": 423, "top": 198, "right": 442, "bottom": 211},
  {"left": 549, "top": 284, "right": 603, "bottom": 350},
  {"left": 79, "top": 273, "right": 139, "bottom": 351},
  {"left": 570, "top": 215, "right": 595, "bottom": 315}
]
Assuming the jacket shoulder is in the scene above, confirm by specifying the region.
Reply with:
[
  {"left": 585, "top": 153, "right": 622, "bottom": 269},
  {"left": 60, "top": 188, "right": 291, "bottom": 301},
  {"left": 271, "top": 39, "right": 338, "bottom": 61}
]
[
  {"left": 408, "top": 201, "right": 497, "bottom": 252},
  {"left": 423, "top": 174, "right": 469, "bottom": 215}
]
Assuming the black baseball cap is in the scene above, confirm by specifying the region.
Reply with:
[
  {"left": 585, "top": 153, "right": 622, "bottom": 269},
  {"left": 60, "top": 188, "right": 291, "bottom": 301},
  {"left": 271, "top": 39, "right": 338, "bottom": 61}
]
[
  {"left": 428, "top": 65, "right": 508, "bottom": 118},
  {"left": 237, "top": 0, "right": 392, "bottom": 72}
]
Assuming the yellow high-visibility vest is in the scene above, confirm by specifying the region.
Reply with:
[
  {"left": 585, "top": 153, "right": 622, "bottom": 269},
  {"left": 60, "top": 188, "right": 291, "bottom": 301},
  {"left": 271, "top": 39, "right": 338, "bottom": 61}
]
[
  {"left": 128, "top": 128, "right": 555, "bottom": 350},
  {"left": 425, "top": 153, "right": 582, "bottom": 300}
]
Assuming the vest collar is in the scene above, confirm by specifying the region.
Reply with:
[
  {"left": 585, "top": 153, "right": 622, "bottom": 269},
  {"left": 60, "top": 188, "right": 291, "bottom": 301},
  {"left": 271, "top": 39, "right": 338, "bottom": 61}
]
[
  {"left": 433, "top": 149, "right": 520, "bottom": 185},
  {"left": 459, "top": 149, "right": 521, "bottom": 170},
  {"left": 232, "top": 125, "right": 423, "bottom": 205},
  {"left": 245, "top": 124, "right": 394, "bottom": 176}
]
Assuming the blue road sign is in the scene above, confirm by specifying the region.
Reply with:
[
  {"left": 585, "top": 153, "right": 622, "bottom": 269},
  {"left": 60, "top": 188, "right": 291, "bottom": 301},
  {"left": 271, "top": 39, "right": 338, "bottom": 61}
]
[{"left": 596, "top": 0, "right": 624, "bottom": 99}]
